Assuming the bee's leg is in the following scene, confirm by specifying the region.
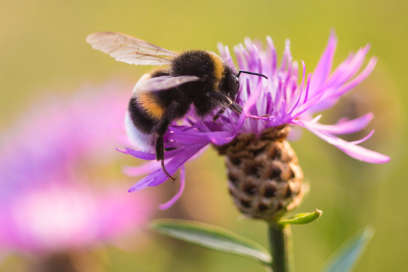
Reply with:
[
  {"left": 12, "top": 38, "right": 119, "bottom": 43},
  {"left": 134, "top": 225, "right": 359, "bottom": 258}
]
[
  {"left": 208, "top": 92, "right": 269, "bottom": 119},
  {"left": 156, "top": 135, "right": 176, "bottom": 182},
  {"left": 229, "top": 102, "right": 243, "bottom": 114},
  {"left": 213, "top": 106, "right": 227, "bottom": 121},
  {"left": 208, "top": 92, "right": 233, "bottom": 105},
  {"left": 230, "top": 103, "right": 269, "bottom": 118},
  {"left": 207, "top": 92, "right": 245, "bottom": 118},
  {"left": 208, "top": 93, "right": 243, "bottom": 114},
  {"left": 156, "top": 101, "right": 178, "bottom": 182},
  {"left": 207, "top": 93, "right": 234, "bottom": 121}
]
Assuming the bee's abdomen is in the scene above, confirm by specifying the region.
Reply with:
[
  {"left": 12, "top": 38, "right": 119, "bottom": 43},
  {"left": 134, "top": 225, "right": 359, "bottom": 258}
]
[
  {"left": 137, "top": 92, "right": 166, "bottom": 120},
  {"left": 128, "top": 97, "right": 159, "bottom": 134}
]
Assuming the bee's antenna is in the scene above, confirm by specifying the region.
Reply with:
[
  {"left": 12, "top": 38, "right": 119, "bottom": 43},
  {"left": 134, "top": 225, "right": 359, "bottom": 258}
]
[{"left": 237, "top": 71, "right": 268, "bottom": 80}]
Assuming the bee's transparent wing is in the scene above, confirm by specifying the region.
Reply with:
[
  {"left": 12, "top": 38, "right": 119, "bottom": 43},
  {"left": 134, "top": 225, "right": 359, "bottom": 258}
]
[
  {"left": 136, "top": 76, "right": 200, "bottom": 92},
  {"left": 86, "top": 32, "right": 177, "bottom": 66}
]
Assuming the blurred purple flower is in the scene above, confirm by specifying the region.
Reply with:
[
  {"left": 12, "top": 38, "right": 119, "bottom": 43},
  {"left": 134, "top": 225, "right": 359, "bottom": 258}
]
[
  {"left": 121, "top": 31, "right": 390, "bottom": 208},
  {"left": 0, "top": 82, "right": 128, "bottom": 197},
  {"left": 0, "top": 82, "right": 153, "bottom": 254},
  {"left": 0, "top": 182, "right": 151, "bottom": 253}
]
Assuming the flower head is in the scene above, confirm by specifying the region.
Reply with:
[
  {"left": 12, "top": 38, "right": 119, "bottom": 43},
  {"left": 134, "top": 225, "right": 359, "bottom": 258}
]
[
  {"left": 122, "top": 31, "right": 390, "bottom": 210},
  {"left": 0, "top": 83, "right": 154, "bottom": 255}
]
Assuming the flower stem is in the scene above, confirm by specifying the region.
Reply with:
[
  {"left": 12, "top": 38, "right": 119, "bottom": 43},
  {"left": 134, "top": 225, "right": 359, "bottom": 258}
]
[{"left": 268, "top": 223, "right": 294, "bottom": 272}]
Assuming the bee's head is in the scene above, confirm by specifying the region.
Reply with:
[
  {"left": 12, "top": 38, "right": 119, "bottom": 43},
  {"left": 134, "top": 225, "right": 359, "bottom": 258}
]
[{"left": 218, "top": 66, "right": 240, "bottom": 101}]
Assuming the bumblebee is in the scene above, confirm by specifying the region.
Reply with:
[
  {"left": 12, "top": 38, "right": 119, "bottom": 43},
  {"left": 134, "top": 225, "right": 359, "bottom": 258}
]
[{"left": 87, "top": 32, "right": 267, "bottom": 181}]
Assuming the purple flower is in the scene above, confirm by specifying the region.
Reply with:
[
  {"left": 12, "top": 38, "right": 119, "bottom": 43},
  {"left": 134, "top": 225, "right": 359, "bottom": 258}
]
[
  {"left": 122, "top": 31, "right": 390, "bottom": 208},
  {"left": 0, "top": 182, "right": 152, "bottom": 253},
  {"left": 0, "top": 83, "right": 154, "bottom": 254}
]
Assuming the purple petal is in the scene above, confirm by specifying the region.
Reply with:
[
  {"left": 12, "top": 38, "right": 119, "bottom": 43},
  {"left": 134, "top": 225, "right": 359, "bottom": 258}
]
[
  {"left": 208, "top": 133, "right": 235, "bottom": 145},
  {"left": 266, "top": 36, "right": 277, "bottom": 73},
  {"left": 303, "top": 113, "right": 374, "bottom": 134},
  {"left": 340, "top": 143, "right": 390, "bottom": 163},
  {"left": 288, "top": 61, "right": 306, "bottom": 115},
  {"left": 244, "top": 79, "right": 265, "bottom": 113},
  {"left": 330, "top": 57, "right": 377, "bottom": 99},
  {"left": 329, "top": 45, "right": 371, "bottom": 88},
  {"left": 315, "top": 45, "right": 370, "bottom": 94},
  {"left": 167, "top": 130, "right": 232, "bottom": 145},
  {"left": 123, "top": 160, "right": 162, "bottom": 177},
  {"left": 310, "top": 30, "right": 337, "bottom": 94},
  {"left": 124, "top": 145, "right": 209, "bottom": 178},
  {"left": 116, "top": 148, "right": 129, "bottom": 155},
  {"left": 159, "top": 165, "right": 186, "bottom": 210},
  {"left": 348, "top": 130, "right": 375, "bottom": 145},
  {"left": 303, "top": 73, "right": 312, "bottom": 104},
  {"left": 124, "top": 148, "right": 155, "bottom": 160},
  {"left": 128, "top": 144, "right": 206, "bottom": 192},
  {"left": 124, "top": 147, "right": 186, "bottom": 161},
  {"left": 303, "top": 124, "right": 390, "bottom": 163},
  {"left": 306, "top": 56, "right": 376, "bottom": 115},
  {"left": 217, "top": 42, "right": 225, "bottom": 58},
  {"left": 290, "top": 92, "right": 325, "bottom": 120}
]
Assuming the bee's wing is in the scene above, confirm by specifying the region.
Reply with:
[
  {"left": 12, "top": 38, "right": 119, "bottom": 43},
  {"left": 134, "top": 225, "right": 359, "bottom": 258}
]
[
  {"left": 86, "top": 32, "right": 177, "bottom": 66},
  {"left": 136, "top": 76, "right": 200, "bottom": 92}
]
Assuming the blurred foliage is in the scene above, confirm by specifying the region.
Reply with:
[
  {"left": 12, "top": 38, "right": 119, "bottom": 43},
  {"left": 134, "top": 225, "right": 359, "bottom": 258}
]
[
  {"left": 0, "top": 0, "right": 406, "bottom": 271},
  {"left": 151, "top": 219, "right": 271, "bottom": 265},
  {"left": 321, "top": 227, "right": 374, "bottom": 272}
]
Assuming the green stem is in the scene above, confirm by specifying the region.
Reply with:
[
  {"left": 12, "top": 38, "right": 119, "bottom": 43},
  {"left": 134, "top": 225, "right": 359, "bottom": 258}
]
[{"left": 268, "top": 223, "right": 294, "bottom": 272}]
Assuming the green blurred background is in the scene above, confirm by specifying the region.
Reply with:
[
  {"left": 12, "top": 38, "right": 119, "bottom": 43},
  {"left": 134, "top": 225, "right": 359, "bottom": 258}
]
[{"left": 0, "top": 0, "right": 406, "bottom": 271}]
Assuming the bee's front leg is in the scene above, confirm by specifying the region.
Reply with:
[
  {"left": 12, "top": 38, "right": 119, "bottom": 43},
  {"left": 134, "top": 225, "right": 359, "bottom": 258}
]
[
  {"left": 213, "top": 106, "right": 227, "bottom": 121},
  {"left": 156, "top": 101, "right": 178, "bottom": 182},
  {"left": 207, "top": 92, "right": 243, "bottom": 118}
]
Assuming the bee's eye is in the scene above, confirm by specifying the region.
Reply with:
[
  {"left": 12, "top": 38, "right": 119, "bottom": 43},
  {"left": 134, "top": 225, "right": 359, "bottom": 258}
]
[{"left": 235, "top": 77, "right": 239, "bottom": 83}]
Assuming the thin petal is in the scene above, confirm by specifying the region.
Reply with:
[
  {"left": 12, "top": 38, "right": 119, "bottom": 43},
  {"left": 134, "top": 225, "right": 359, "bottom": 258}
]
[
  {"left": 340, "top": 143, "right": 390, "bottom": 163},
  {"left": 123, "top": 160, "right": 162, "bottom": 177},
  {"left": 128, "top": 144, "right": 206, "bottom": 192},
  {"left": 329, "top": 45, "right": 371, "bottom": 89},
  {"left": 306, "top": 57, "right": 376, "bottom": 114},
  {"left": 208, "top": 133, "right": 236, "bottom": 145},
  {"left": 124, "top": 145, "right": 209, "bottom": 178},
  {"left": 310, "top": 30, "right": 337, "bottom": 93},
  {"left": 288, "top": 61, "right": 306, "bottom": 115},
  {"left": 302, "top": 124, "right": 390, "bottom": 163},
  {"left": 217, "top": 42, "right": 225, "bottom": 58},
  {"left": 167, "top": 130, "right": 232, "bottom": 145},
  {"left": 124, "top": 147, "right": 185, "bottom": 161},
  {"left": 348, "top": 130, "right": 375, "bottom": 145},
  {"left": 244, "top": 79, "right": 262, "bottom": 112},
  {"left": 158, "top": 165, "right": 186, "bottom": 210},
  {"left": 330, "top": 57, "right": 377, "bottom": 99},
  {"left": 303, "top": 113, "right": 374, "bottom": 134},
  {"left": 116, "top": 148, "right": 129, "bottom": 155}
]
